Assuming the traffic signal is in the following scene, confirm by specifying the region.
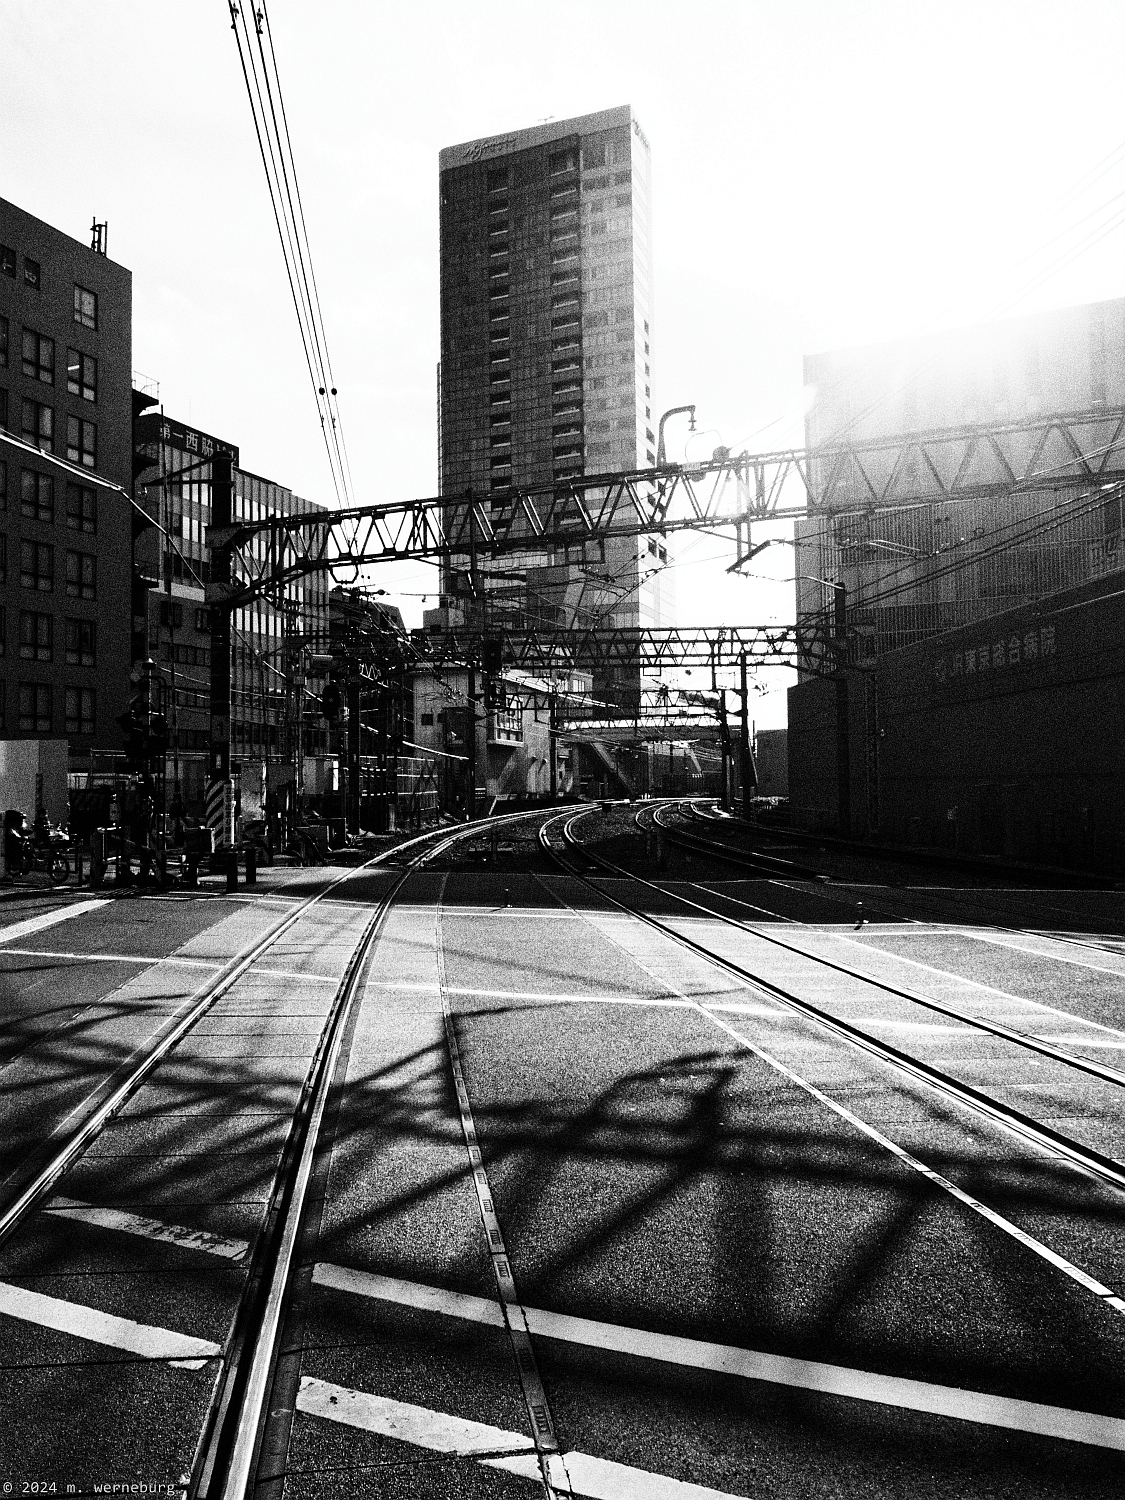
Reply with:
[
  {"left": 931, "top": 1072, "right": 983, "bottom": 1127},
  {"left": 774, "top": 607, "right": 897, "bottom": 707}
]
[
  {"left": 117, "top": 687, "right": 170, "bottom": 772},
  {"left": 320, "top": 681, "right": 343, "bottom": 721}
]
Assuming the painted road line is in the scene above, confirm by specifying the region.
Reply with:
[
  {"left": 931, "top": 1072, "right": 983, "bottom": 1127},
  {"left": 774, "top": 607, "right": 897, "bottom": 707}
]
[
  {"left": 0, "top": 898, "right": 111, "bottom": 945},
  {"left": 549, "top": 882, "right": 1125, "bottom": 1319},
  {"left": 0, "top": 1280, "right": 220, "bottom": 1368},
  {"left": 0, "top": 949, "right": 335, "bottom": 984},
  {"left": 297, "top": 1377, "right": 751, "bottom": 1499},
  {"left": 314, "top": 1261, "right": 503, "bottom": 1325},
  {"left": 960, "top": 928, "right": 1125, "bottom": 978},
  {"left": 30, "top": 1198, "right": 1125, "bottom": 1453},
  {"left": 1033, "top": 1034, "right": 1125, "bottom": 1049},
  {"left": 699, "top": 1002, "right": 1125, "bottom": 1318},
  {"left": 0, "top": 946, "right": 219, "bottom": 969},
  {"left": 310, "top": 1263, "right": 1125, "bottom": 1453},
  {"left": 435, "top": 882, "right": 563, "bottom": 1488},
  {"left": 815, "top": 929, "right": 1125, "bottom": 1041},
  {"left": 370, "top": 979, "right": 694, "bottom": 1007},
  {"left": 45, "top": 1197, "right": 248, "bottom": 1260}
]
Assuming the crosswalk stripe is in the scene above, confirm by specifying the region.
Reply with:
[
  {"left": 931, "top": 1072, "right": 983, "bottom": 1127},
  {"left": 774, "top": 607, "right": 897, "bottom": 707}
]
[
  {"left": 0, "top": 1280, "right": 220, "bottom": 1367},
  {"left": 297, "top": 1376, "right": 750, "bottom": 1499}
]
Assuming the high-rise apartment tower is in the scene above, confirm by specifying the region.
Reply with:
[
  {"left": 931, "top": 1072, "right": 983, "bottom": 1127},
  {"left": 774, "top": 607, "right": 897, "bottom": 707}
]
[{"left": 437, "top": 105, "right": 667, "bottom": 706}]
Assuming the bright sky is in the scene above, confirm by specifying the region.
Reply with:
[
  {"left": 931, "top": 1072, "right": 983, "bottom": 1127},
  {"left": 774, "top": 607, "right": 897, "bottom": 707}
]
[{"left": 5, "top": 0, "right": 1125, "bottom": 728}]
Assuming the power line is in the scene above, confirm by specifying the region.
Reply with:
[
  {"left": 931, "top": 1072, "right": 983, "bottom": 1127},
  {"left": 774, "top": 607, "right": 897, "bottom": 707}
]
[{"left": 227, "top": 1, "right": 353, "bottom": 508}]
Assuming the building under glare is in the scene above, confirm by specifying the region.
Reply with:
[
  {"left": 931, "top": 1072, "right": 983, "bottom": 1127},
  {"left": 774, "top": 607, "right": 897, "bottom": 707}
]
[{"left": 434, "top": 104, "right": 669, "bottom": 709}]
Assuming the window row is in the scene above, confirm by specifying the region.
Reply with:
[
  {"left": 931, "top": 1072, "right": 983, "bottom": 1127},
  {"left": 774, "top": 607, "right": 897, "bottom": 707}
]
[
  {"left": 0, "top": 252, "right": 97, "bottom": 329},
  {"left": 18, "top": 542, "right": 97, "bottom": 597},
  {"left": 15, "top": 401, "right": 98, "bottom": 468},
  {"left": 9, "top": 610, "right": 97, "bottom": 665},
  {"left": 0, "top": 466, "right": 97, "bottom": 530},
  {"left": 10, "top": 681, "right": 96, "bottom": 736},
  {"left": 157, "top": 600, "right": 211, "bottom": 634},
  {"left": 0, "top": 245, "right": 40, "bottom": 289}
]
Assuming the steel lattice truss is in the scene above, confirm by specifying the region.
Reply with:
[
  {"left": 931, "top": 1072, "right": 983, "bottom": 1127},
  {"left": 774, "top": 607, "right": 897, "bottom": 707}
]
[
  {"left": 410, "top": 621, "right": 828, "bottom": 674},
  {"left": 207, "top": 405, "right": 1125, "bottom": 607}
]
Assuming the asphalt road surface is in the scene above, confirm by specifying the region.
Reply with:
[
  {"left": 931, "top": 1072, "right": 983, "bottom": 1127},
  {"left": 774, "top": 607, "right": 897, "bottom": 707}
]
[{"left": 0, "top": 810, "right": 1121, "bottom": 1499}]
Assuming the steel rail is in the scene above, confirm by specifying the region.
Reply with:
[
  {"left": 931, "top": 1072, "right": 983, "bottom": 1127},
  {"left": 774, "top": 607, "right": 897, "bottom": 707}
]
[
  {"left": 652, "top": 803, "right": 1125, "bottom": 1089},
  {"left": 675, "top": 799, "right": 1125, "bottom": 957},
  {"left": 540, "top": 809, "right": 1125, "bottom": 1195},
  {"left": 0, "top": 859, "right": 393, "bottom": 1252},
  {"left": 200, "top": 806, "right": 574, "bottom": 1499},
  {"left": 645, "top": 799, "right": 829, "bottom": 881}
]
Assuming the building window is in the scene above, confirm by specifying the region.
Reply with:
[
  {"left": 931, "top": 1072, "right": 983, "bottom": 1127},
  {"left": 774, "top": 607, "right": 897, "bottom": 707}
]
[
  {"left": 549, "top": 147, "right": 578, "bottom": 175},
  {"left": 65, "top": 686, "right": 95, "bottom": 737},
  {"left": 0, "top": 460, "right": 6, "bottom": 511},
  {"left": 66, "top": 349, "right": 97, "bottom": 402},
  {"left": 23, "top": 258, "right": 40, "bottom": 291},
  {"left": 18, "top": 682, "right": 52, "bottom": 734},
  {"left": 0, "top": 389, "right": 6, "bottom": 431},
  {"left": 195, "top": 607, "right": 211, "bottom": 633},
  {"left": 73, "top": 285, "right": 97, "bottom": 330},
  {"left": 65, "top": 617, "right": 96, "bottom": 667},
  {"left": 21, "top": 399, "right": 53, "bottom": 453},
  {"left": 0, "top": 316, "right": 7, "bottom": 367},
  {"left": 20, "top": 540, "right": 53, "bottom": 591},
  {"left": 66, "top": 549, "right": 96, "bottom": 599},
  {"left": 19, "top": 611, "right": 53, "bottom": 662},
  {"left": 66, "top": 415, "right": 96, "bottom": 469},
  {"left": 21, "top": 329, "right": 54, "bottom": 385},
  {"left": 0, "top": 245, "right": 14, "bottom": 278},
  {"left": 65, "top": 483, "right": 96, "bottom": 532},
  {"left": 159, "top": 599, "right": 184, "bottom": 629},
  {"left": 20, "top": 470, "right": 54, "bottom": 523}
]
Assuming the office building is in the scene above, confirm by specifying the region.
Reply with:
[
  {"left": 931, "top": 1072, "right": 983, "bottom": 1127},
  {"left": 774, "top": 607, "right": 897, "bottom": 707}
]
[
  {"left": 436, "top": 105, "right": 667, "bottom": 707},
  {"left": 788, "top": 299, "right": 1125, "bottom": 854},
  {"left": 796, "top": 299, "right": 1125, "bottom": 666},
  {"left": 133, "top": 410, "right": 330, "bottom": 815},
  {"left": 0, "top": 197, "right": 133, "bottom": 767}
]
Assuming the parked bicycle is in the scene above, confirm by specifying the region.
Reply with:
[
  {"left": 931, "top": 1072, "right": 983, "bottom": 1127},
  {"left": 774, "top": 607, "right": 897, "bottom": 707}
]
[{"left": 3, "top": 808, "right": 71, "bottom": 883}]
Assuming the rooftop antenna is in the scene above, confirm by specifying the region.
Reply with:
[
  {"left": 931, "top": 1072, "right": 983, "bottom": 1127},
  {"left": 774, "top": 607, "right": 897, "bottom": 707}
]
[{"left": 90, "top": 219, "right": 107, "bottom": 256}]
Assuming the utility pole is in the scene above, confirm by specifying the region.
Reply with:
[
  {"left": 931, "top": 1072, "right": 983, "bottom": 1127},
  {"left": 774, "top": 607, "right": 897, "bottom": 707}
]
[
  {"left": 465, "top": 664, "right": 477, "bottom": 821},
  {"left": 833, "top": 580, "right": 850, "bottom": 837},
  {"left": 346, "top": 670, "right": 361, "bottom": 834},
  {"left": 207, "top": 454, "right": 235, "bottom": 850},
  {"left": 738, "top": 648, "right": 757, "bottom": 817},
  {"left": 717, "top": 691, "right": 733, "bottom": 812}
]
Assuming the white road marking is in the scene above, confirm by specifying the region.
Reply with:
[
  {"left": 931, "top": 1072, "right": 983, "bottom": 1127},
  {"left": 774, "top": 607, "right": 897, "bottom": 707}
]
[
  {"left": 818, "top": 929, "right": 1125, "bottom": 1040},
  {"left": 1034, "top": 1034, "right": 1125, "bottom": 1050},
  {"left": 0, "top": 899, "right": 111, "bottom": 945},
  {"left": 314, "top": 1261, "right": 503, "bottom": 1325},
  {"left": 0, "top": 947, "right": 219, "bottom": 970},
  {"left": 297, "top": 1377, "right": 752, "bottom": 1498},
  {"left": 45, "top": 1197, "right": 248, "bottom": 1260},
  {"left": 37, "top": 1199, "right": 1125, "bottom": 1451},
  {"left": 544, "top": 881, "right": 1125, "bottom": 1319},
  {"left": 699, "top": 1004, "right": 1125, "bottom": 1318},
  {"left": 371, "top": 979, "right": 693, "bottom": 1007},
  {"left": 954, "top": 928, "right": 1125, "bottom": 979},
  {"left": 0, "top": 1280, "right": 220, "bottom": 1368},
  {"left": 310, "top": 1263, "right": 1125, "bottom": 1452}
]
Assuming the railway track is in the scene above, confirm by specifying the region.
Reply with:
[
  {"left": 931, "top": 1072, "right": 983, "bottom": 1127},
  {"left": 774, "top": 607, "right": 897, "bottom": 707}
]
[
  {"left": 648, "top": 798, "right": 1125, "bottom": 960},
  {"left": 539, "top": 806, "right": 1125, "bottom": 1317},
  {"left": 661, "top": 797, "right": 1125, "bottom": 949},
  {"left": 0, "top": 807, "right": 571, "bottom": 1499},
  {"left": 2, "top": 801, "right": 1123, "bottom": 1497}
]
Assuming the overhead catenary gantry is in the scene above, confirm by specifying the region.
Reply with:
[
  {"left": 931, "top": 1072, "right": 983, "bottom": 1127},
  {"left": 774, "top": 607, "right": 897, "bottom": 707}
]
[
  {"left": 207, "top": 404, "right": 1125, "bottom": 609},
  {"left": 199, "top": 404, "right": 1125, "bottom": 792}
]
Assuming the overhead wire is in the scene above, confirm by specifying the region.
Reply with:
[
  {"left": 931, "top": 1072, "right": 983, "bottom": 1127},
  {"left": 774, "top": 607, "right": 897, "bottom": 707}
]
[{"left": 227, "top": 1, "right": 353, "bottom": 509}]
